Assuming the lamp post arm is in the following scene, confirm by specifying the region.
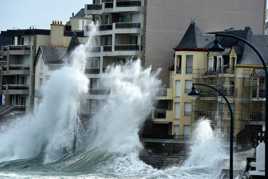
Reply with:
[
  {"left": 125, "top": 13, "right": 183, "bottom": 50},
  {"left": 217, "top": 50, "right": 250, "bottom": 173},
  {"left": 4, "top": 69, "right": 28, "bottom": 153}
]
[
  {"left": 193, "top": 82, "right": 234, "bottom": 179},
  {"left": 209, "top": 32, "right": 268, "bottom": 76},
  {"left": 209, "top": 32, "right": 268, "bottom": 178}
]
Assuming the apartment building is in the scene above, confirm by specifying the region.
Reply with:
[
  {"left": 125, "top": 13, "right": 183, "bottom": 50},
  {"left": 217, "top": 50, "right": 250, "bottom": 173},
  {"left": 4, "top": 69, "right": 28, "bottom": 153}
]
[
  {"left": 0, "top": 20, "right": 88, "bottom": 118},
  {"left": 153, "top": 22, "right": 267, "bottom": 146}
]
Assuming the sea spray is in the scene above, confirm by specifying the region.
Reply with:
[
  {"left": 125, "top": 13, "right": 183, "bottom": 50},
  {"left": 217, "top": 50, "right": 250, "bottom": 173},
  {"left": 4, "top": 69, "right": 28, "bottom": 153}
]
[
  {"left": 184, "top": 118, "right": 227, "bottom": 168},
  {"left": 86, "top": 60, "right": 161, "bottom": 154},
  {"left": 0, "top": 24, "right": 97, "bottom": 163},
  {"left": 160, "top": 118, "right": 228, "bottom": 179}
]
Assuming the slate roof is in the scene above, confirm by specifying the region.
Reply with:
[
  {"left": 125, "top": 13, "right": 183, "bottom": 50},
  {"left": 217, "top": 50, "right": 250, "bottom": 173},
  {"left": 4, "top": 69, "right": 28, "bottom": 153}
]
[
  {"left": 73, "top": 8, "right": 85, "bottom": 18},
  {"left": 207, "top": 27, "right": 251, "bottom": 60},
  {"left": 67, "top": 33, "right": 80, "bottom": 54},
  {"left": 174, "top": 22, "right": 268, "bottom": 66},
  {"left": 175, "top": 22, "right": 214, "bottom": 51},
  {"left": 38, "top": 46, "right": 66, "bottom": 64},
  {"left": 239, "top": 35, "right": 268, "bottom": 65}
]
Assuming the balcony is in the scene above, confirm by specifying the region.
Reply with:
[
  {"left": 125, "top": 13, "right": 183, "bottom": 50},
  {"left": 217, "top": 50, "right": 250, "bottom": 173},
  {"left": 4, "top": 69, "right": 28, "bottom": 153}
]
[
  {"left": 115, "top": 44, "right": 139, "bottom": 51},
  {"left": 89, "top": 89, "right": 110, "bottom": 95},
  {"left": 153, "top": 109, "right": 173, "bottom": 124},
  {"left": 85, "top": 68, "right": 100, "bottom": 74},
  {"left": 116, "top": 0, "right": 141, "bottom": 7},
  {"left": 2, "top": 84, "right": 29, "bottom": 90},
  {"left": 157, "top": 88, "right": 172, "bottom": 100},
  {"left": 205, "top": 68, "right": 235, "bottom": 76},
  {"left": 86, "top": 4, "right": 102, "bottom": 10},
  {"left": 115, "top": 22, "right": 141, "bottom": 29},
  {"left": 104, "top": 2, "right": 113, "bottom": 8},
  {"left": 99, "top": 24, "right": 113, "bottom": 31},
  {"left": 103, "top": 45, "right": 112, "bottom": 52},
  {"left": 4, "top": 45, "right": 31, "bottom": 55},
  {"left": 2, "top": 88, "right": 29, "bottom": 95}
]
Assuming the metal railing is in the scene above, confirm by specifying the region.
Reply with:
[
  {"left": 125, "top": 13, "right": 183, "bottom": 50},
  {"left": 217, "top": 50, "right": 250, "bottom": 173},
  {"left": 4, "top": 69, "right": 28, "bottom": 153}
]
[
  {"left": 3, "top": 45, "right": 31, "bottom": 51},
  {"left": 115, "top": 45, "right": 139, "bottom": 51},
  {"left": 89, "top": 89, "right": 110, "bottom": 95},
  {"left": 103, "top": 45, "right": 112, "bottom": 51},
  {"left": 154, "top": 109, "right": 166, "bottom": 119},
  {"left": 86, "top": 4, "right": 102, "bottom": 10},
  {"left": 104, "top": 2, "right": 113, "bottom": 8},
  {"left": 116, "top": 0, "right": 141, "bottom": 7},
  {"left": 115, "top": 22, "right": 141, "bottom": 29},
  {"left": 99, "top": 24, "right": 113, "bottom": 31}
]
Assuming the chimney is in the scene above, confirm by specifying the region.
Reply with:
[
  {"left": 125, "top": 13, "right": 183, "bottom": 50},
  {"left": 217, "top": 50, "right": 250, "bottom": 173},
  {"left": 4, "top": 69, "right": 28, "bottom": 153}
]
[{"left": 50, "top": 20, "right": 65, "bottom": 47}]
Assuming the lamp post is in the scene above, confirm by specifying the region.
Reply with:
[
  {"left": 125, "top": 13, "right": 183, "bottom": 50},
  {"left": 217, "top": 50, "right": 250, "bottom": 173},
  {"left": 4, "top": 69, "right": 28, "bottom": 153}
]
[
  {"left": 209, "top": 32, "right": 268, "bottom": 178},
  {"left": 189, "top": 83, "right": 234, "bottom": 179}
]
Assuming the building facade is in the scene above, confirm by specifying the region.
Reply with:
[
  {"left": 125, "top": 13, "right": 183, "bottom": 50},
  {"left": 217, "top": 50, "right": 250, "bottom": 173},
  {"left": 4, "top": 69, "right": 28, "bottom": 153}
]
[
  {"left": 0, "top": 20, "right": 88, "bottom": 118},
  {"left": 153, "top": 22, "right": 267, "bottom": 146}
]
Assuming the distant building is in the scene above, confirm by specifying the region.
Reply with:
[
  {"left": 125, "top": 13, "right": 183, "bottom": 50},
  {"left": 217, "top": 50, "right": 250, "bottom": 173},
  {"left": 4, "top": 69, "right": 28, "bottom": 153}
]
[
  {"left": 68, "top": 8, "right": 93, "bottom": 32},
  {"left": 34, "top": 46, "right": 66, "bottom": 105},
  {"left": 153, "top": 22, "right": 267, "bottom": 146},
  {"left": 0, "top": 20, "right": 87, "bottom": 118}
]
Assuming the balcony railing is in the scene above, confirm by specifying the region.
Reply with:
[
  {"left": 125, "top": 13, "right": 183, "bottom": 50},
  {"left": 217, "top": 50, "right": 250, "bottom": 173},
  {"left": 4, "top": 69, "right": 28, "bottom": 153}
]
[
  {"left": 103, "top": 45, "right": 112, "bottom": 52},
  {"left": 85, "top": 69, "right": 100, "bottom": 74},
  {"left": 116, "top": 0, "right": 141, "bottom": 7},
  {"left": 91, "top": 47, "right": 101, "bottom": 52},
  {"left": 115, "top": 22, "right": 141, "bottom": 29},
  {"left": 241, "top": 112, "right": 264, "bottom": 122},
  {"left": 99, "top": 24, "right": 113, "bottom": 31},
  {"left": 115, "top": 45, "right": 139, "bottom": 51},
  {"left": 86, "top": 4, "right": 102, "bottom": 10},
  {"left": 154, "top": 109, "right": 166, "bottom": 119},
  {"left": 157, "top": 88, "right": 168, "bottom": 97},
  {"left": 8, "top": 45, "right": 31, "bottom": 51},
  {"left": 89, "top": 89, "right": 110, "bottom": 95},
  {"left": 205, "top": 68, "right": 235, "bottom": 75},
  {"left": 2, "top": 84, "right": 29, "bottom": 90},
  {"left": 104, "top": 2, "right": 113, "bottom": 8}
]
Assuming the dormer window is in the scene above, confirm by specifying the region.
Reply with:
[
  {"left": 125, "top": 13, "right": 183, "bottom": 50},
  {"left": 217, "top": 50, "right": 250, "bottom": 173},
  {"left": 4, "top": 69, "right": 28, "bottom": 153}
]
[{"left": 208, "top": 55, "right": 224, "bottom": 74}]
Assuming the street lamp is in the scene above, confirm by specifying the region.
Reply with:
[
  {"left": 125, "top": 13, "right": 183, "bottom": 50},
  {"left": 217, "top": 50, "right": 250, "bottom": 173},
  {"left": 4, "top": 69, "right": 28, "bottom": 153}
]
[
  {"left": 209, "top": 32, "right": 268, "bottom": 178},
  {"left": 188, "top": 83, "right": 234, "bottom": 179}
]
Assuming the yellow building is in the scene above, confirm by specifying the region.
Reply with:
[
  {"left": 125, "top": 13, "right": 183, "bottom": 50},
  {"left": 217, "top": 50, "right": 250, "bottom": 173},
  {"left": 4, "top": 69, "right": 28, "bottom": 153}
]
[{"left": 152, "top": 22, "right": 267, "bottom": 146}]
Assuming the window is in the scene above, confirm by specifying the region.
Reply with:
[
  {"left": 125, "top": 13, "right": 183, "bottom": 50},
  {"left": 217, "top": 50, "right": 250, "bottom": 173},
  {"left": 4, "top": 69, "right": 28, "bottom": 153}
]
[
  {"left": 184, "top": 102, "right": 192, "bottom": 116},
  {"left": 89, "top": 99, "right": 98, "bottom": 114},
  {"left": 184, "top": 125, "right": 191, "bottom": 139},
  {"left": 208, "top": 56, "right": 214, "bottom": 72},
  {"left": 176, "top": 55, "right": 182, "bottom": 74},
  {"left": 101, "top": 35, "right": 112, "bottom": 46},
  {"left": 88, "top": 57, "right": 100, "bottom": 69},
  {"left": 175, "top": 102, "right": 180, "bottom": 119},
  {"left": 175, "top": 80, "right": 181, "bottom": 96},
  {"left": 186, "top": 55, "right": 193, "bottom": 74},
  {"left": 90, "top": 78, "right": 100, "bottom": 89},
  {"left": 174, "top": 125, "right": 180, "bottom": 136},
  {"left": 185, "top": 80, "right": 192, "bottom": 93}
]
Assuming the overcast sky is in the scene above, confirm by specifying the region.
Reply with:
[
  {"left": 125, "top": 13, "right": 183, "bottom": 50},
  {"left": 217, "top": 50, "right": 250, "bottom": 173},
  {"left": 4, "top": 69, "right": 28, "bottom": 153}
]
[{"left": 0, "top": 0, "right": 92, "bottom": 31}]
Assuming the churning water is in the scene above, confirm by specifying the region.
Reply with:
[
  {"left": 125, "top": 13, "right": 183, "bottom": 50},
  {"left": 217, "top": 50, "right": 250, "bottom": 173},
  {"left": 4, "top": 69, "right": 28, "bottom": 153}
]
[{"left": 0, "top": 24, "right": 228, "bottom": 179}]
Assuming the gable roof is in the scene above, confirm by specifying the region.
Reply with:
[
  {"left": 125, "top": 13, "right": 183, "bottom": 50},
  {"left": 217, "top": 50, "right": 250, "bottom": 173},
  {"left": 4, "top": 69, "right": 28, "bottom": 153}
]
[
  {"left": 38, "top": 46, "right": 66, "bottom": 65},
  {"left": 175, "top": 22, "right": 213, "bottom": 51},
  {"left": 72, "top": 8, "right": 85, "bottom": 18},
  {"left": 67, "top": 33, "right": 80, "bottom": 54}
]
